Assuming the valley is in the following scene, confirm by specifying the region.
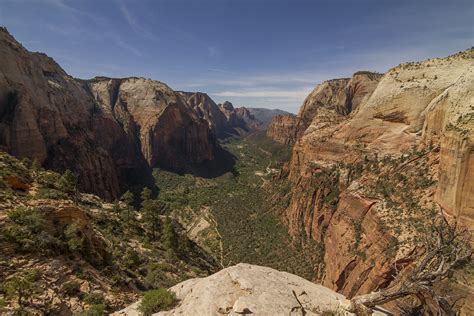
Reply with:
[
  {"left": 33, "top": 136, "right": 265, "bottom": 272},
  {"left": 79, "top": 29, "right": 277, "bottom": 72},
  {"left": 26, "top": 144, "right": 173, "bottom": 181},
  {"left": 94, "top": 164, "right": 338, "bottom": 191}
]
[
  {"left": 155, "top": 132, "right": 322, "bottom": 279},
  {"left": 0, "top": 23, "right": 472, "bottom": 316}
]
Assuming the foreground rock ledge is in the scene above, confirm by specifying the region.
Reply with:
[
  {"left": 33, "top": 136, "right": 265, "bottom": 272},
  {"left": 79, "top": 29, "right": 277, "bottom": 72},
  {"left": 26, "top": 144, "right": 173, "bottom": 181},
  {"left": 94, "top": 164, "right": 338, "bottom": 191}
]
[{"left": 113, "top": 263, "right": 389, "bottom": 315}]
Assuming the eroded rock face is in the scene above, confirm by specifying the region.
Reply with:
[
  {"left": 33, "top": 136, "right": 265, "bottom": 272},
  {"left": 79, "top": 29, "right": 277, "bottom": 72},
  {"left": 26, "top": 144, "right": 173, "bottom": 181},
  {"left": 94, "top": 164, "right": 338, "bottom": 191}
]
[
  {"left": 89, "top": 78, "right": 217, "bottom": 172},
  {"left": 0, "top": 27, "right": 122, "bottom": 199},
  {"left": 178, "top": 91, "right": 229, "bottom": 137},
  {"left": 235, "top": 106, "right": 261, "bottom": 130},
  {"left": 112, "top": 263, "right": 389, "bottom": 316},
  {"left": 266, "top": 114, "right": 301, "bottom": 145},
  {"left": 0, "top": 28, "right": 223, "bottom": 198},
  {"left": 219, "top": 101, "right": 247, "bottom": 130},
  {"left": 280, "top": 49, "right": 474, "bottom": 300},
  {"left": 266, "top": 72, "right": 381, "bottom": 145}
]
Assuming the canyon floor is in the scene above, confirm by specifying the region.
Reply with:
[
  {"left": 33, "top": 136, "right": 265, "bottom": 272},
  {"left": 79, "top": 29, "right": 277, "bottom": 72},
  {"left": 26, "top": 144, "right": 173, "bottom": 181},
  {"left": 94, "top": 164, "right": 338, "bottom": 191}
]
[{"left": 156, "top": 131, "right": 323, "bottom": 279}]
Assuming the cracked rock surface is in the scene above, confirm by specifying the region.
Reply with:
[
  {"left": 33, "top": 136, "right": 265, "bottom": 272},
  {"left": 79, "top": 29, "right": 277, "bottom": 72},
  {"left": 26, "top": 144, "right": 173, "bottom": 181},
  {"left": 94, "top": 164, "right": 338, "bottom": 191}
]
[{"left": 113, "top": 263, "right": 389, "bottom": 315}]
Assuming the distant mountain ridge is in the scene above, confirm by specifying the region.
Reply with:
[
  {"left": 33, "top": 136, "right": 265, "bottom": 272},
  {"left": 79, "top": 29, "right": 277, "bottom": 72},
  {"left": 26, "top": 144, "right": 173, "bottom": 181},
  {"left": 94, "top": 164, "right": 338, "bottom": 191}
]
[{"left": 0, "top": 27, "right": 286, "bottom": 199}]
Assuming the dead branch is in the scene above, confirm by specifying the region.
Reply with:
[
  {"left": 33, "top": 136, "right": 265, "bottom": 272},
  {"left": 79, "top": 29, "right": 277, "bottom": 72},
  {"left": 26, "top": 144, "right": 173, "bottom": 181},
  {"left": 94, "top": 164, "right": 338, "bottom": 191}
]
[{"left": 348, "top": 221, "right": 472, "bottom": 315}]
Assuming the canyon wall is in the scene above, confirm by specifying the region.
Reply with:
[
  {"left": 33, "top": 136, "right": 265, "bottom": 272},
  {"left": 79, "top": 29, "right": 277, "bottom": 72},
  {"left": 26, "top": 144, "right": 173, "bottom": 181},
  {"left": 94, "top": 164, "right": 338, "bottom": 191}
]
[
  {"left": 266, "top": 114, "right": 301, "bottom": 145},
  {"left": 0, "top": 28, "right": 226, "bottom": 199},
  {"left": 277, "top": 49, "right": 474, "bottom": 309},
  {"left": 0, "top": 28, "right": 124, "bottom": 199},
  {"left": 267, "top": 72, "right": 382, "bottom": 145}
]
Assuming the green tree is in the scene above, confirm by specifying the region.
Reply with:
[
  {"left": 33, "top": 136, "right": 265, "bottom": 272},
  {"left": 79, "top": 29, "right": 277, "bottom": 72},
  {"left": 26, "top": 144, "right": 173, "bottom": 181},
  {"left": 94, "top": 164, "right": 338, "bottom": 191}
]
[
  {"left": 161, "top": 217, "right": 178, "bottom": 258},
  {"left": 140, "top": 187, "right": 152, "bottom": 206},
  {"left": 59, "top": 169, "right": 78, "bottom": 202},
  {"left": 142, "top": 200, "right": 167, "bottom": 240},
  {"left": 64, "top": 222, "right": 84, "bottom": 253},
  {"left": 120, "top": 190, "right": 135, "bottom": 225}
]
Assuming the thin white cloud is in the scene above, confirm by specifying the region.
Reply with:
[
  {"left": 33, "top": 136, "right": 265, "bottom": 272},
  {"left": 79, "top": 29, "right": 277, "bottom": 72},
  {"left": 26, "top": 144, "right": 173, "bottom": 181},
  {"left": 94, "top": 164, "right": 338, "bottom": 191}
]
[
  {"left": 117, "top": 1, "right": 159, "bottom": 41},
  {"left": 115, "top": 38, "right": 142, "bottom": 57}
]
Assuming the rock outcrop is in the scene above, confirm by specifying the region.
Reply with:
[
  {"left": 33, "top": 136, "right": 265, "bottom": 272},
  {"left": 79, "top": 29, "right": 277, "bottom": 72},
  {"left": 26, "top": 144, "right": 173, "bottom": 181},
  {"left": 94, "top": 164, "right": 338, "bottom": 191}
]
[
  {"left": 0, "top": 28, "right": 227, "bottom": 198},
  {"left": 0, "top": 27, "right": 126, "bottom": 199},
  {"left": 266, "top": 72, "right": 382, "bottom": 145},
  {"left": 113, "top": 263, "right": 389, "bottom": 316},
  {"left": 178, "top": 91, "right": 230, "bottom": 137},
  {"left": 266, "top": 114, "right": 301, "bottom": 145},
  {"left": 89, "top": 78, "right": 217, "bottom": 173},
  {"left": 277, "top": 48, "right": 473, "bottom": 310},
  {"left": 178, "top": 92, "right": 265, "bottom": 137}
]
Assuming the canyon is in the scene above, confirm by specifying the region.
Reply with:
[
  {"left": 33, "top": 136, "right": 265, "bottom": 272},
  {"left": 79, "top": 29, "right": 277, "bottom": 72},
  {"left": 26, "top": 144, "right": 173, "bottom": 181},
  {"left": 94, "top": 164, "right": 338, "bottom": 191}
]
[
  {"left": 0, "top": 27, "right": 283, "bottom": 200},
  {"left": 0, "top": 26, "right": 472, "bottom": 316},
  {"left": 267, "top": 48, "right": 474, "bottom": 313}
]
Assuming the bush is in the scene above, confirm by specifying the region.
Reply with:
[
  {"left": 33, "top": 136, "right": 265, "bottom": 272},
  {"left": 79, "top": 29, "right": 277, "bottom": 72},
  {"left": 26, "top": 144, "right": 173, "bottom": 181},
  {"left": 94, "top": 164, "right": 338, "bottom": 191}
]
[
  {"left": 64, "top": 222, "right": 84, "bottom": 252},
  {"left": 36, "top": 187, "right": 68, "bottom": 200},
  {"left": 83, "top": 292, "right": 105, "bottom": 305},
  {"left": 123, "top": 249, "right": 141, "bottom": 268},
  {"left": 61, "top": 281, "right": 81, "bottom": 296},
  {"left": 139, "top": 288, "right": 176, "bottom": 316},
  {"left": 78, "top": 303, "right": 106, "bottom": 315},
  {"left": 3, "top": 207, "right": 45, "bottom": 250}
]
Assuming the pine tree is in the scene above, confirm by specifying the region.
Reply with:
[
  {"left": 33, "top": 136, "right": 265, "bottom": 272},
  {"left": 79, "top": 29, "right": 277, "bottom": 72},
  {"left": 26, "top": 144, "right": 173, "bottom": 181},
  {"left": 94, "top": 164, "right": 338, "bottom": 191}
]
[
  {"left": 59, "top": 169, "right": 78, "bottom": 202},
  {"left": 142, "top": 198, "right": 166, "bottom": 241},
  {"left": 162, "top": 216, "right": 178, "bottom": 257},
  {"left": 140, "top": 187, "right": 152, "bottom": 206},
  {"left": 120, "top": 190, "right": 135, "bottom": 225}
]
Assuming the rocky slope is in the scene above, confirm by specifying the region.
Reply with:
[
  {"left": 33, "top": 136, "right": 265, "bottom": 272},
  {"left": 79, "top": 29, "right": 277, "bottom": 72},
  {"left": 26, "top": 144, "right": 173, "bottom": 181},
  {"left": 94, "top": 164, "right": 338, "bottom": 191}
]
[
  {"left": 113, "top": 263, "right": 389, "bottom": 316},
  {"left": 0, "top": 27, "right": 133, "bottom": 200},
  {"left": 0, "top": 28, "right": 228, "bottom": 199},
  {"left": 0, "top": 151, "right": 217, "bottom": 315},
  {"left": 274, "top": 48, "right": 473, "bottom": 313}
]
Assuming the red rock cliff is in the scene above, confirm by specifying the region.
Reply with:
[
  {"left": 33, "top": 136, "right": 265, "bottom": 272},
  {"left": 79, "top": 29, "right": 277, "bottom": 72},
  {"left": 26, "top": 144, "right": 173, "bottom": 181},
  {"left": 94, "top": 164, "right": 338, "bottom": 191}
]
[{"left": 278, "top": 49, "right": 474, "bottom": 309}]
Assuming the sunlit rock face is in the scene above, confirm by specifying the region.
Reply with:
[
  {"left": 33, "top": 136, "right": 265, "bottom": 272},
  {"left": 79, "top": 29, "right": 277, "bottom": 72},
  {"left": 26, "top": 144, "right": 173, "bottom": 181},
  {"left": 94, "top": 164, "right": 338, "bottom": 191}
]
[
  {"left": 280, "top": 48, "right": 474, "bottom": 301},
  {"left": 112, "top": 263, "right": 390, "bottom": 316},
  {"left": 0, "top": 27, "right": 221, "bottom": 199}
]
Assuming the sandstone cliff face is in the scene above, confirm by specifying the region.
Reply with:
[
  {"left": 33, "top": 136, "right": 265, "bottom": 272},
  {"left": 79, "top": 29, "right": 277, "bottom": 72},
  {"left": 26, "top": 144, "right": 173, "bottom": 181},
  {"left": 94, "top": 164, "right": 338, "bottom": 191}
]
[
  {"left": 0, "top": 28, "right": 224, "bottom": 198},
  {"left": 266, "top": 114, "right": 301, "bottom": 145},
  {"left": 0, "top": 27, "right": 122, "bottom": 199},
  {"left": 178, "top": 93, "right": 264, "bottom": 137},
  {"left": 178, "top": 91, "right": 229, "bottom": 137},
  {"left": 113, "top": 263, "right": 389, "bottom": 316},
  {"left": 219, "top": 101, "right": 248, "bottom": 130},
  {"left": 89, "top": 78, "right": 217, "bottom": 172},
  {"left": 280, "top": 49, "right": 474, "bottom": 303},
  {"left": 267, "top": 72, "right": 382, "bottom": 145},
  {"left": 235, "top": 106, "right": 261, "bottom": 130}
]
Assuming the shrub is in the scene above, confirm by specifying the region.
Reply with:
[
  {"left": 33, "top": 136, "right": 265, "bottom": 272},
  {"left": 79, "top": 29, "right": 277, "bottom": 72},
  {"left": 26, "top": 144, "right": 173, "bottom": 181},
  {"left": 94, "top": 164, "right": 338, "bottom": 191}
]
[
  {"left": 3, "top": 269, "right": 41, "bottom": 308},
  {"left": 123, "top": 249, "right": 141, "bottom": 268},
  {"left": 61, "top": 281, "right": 81, "bottom": 296},
  {"left": 64, "top": 222, "right": 84, "bottom": 252},
  {"left": 3, "top": 207, "right": 45, "bottom": 250},
  {"left": 78, "top": 303, "right": 106, "bottom": 316},
  {"left": 139, "top": 288, "right": 176, "bottom": 316},
  {"left": 83, "top": 292, "right": 105, "bottom": 305},
  {"left": 36, "top": 187, "right": 68, "bottom": 200}
]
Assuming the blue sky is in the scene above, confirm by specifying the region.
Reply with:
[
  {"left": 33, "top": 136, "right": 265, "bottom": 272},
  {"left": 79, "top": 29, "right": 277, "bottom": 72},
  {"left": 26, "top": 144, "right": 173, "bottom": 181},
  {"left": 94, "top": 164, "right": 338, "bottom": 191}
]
[{"left": 1, "top": 0, "right": 473, "bottom": 112}]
